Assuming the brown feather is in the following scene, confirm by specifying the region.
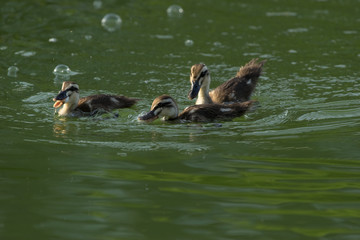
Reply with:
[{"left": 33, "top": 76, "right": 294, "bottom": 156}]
[
  {"left": 76, "top": 94, "right": 138, "bottom": 114},
  {"left": 179, "top": 101, "right": 254, "bottom": 122},
  {"left": 61, "top": 81, "right": 77, "bottom": 91},
  {"left": 236, "top": 58, "right": 266, "bottom": 79},
  {"left": 209, "top": 58, "right": 265, "bottom": 103}
]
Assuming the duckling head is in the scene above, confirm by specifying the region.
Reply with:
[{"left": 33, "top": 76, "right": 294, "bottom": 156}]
[
  {"left": 188, "top": 63, "right": 210, "bottom": 100},
  {"left": 53, "top": 81, "right": 80, "bottom": 111},
  {"left": 138, "top": 95, "right": 179, "bottom": 122}
]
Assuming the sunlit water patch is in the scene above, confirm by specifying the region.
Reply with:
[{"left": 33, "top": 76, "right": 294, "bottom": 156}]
[
  {"left": 266, "top": 12, "right": 297, "bottom": 17},
  {"left": 11, "top": 81, "right": 34, "bottom": 91},
  {"left": 287, "top": 28, "right": 309, "bottom": 33},
  {"left": 14, "top": 50, "right": 36, "bottom": 57}
]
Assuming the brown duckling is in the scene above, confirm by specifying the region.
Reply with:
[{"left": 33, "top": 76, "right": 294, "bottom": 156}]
[
  {"left": 138, "top": 95, "right": 254, "bottom": 123},
  {"left": 188, "top": 58, "right": 265, "bottom": 105},
  {"left": 53, "top": 81, "right": 138, "bottom": 117}
]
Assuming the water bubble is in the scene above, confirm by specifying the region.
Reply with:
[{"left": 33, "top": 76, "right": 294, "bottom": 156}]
[
  {"left": 167, "top": 5, "right": 184, "bottom": 18},
  {"left": 8, "top": 66, "right": 19, "bottom": 77},
  {"left": 84, "top": 35, "right": 92, "bottom": 40},
  {"left": 53, "top": 64, "right": 71, "bottom": 75},
  {"left": 53, "top": 64, "right": 71, "bottom": 81},
  {"left": 53, "top": 64, "right": 80, "bottom": 82},
  {"left": 184, "top": 39, "right": 194, "bottom": 46},
  {"left": 101, "top": 13, "right": 122, "bottom": 32},
  {"left": 93, "top": 0, "right": 102, "bottom": 9}
]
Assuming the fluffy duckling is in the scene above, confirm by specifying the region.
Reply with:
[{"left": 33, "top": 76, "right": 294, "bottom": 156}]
[
  {"left": 188, "top": 58, "right": 265, "bottom": 105},
  {"left": 138, "top": 95, "right": 254, "bottom": 123},
  {"left": 53, "top": 81, "right": 138, "bottom": 117}
]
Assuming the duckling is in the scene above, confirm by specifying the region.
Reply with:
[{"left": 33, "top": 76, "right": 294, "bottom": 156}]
[
  {"left": 53, "top": 81, "right": 138, "bottom": 117},
  {"left": 188, "top": 58, "right": 266, "bottom": 105},
  {"left": 138, "top": 95, "right": 254, "bottom": 123}
]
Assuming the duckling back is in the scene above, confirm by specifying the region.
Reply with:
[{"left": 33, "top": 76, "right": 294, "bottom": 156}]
[
  {"left": 77, "top": 94, "right": 138, "bottom": 114},
  {"left": 179, "top": 100, "right": 254, "bottom": 122}
]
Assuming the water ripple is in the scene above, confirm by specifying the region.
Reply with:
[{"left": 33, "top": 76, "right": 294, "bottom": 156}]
[
  {"left": 297, "top": 108, "right": 360, "bottom": 121},
  {"left": 77, "top": 140, "right": 209, "bottom": 153}
]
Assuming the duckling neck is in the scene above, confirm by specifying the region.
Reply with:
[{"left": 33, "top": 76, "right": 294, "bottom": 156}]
[
  {"left": 196, "top": 77, "right": 213, "bottom": 104},
  {"left": 58, "top": 102, "right": 78, "bottom": 116}
]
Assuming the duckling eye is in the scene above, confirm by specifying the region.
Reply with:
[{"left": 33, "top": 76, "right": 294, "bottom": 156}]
[
  {"left": 199, "top": 70, "right": 208, "bottom": 78},
  {"left": 67, "top": 86, "right": 79, "bottom": 92},
  {"left": 153, "top": 100, "right": 173, "bottom": 111},
  {"left": 157, "top": 102, "right": 171, "bottom": 108}
]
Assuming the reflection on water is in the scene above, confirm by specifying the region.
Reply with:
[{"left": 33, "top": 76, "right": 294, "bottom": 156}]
[
  {"left": 7, "top": 66, "right": 19, "bottom": 77},
  {"left": 77, "top": 140, "right": 210, "bottom": 153},
  {"left": 67, "top": 155, "right": 360, "bottom": 239},
  {"left": 53, "top": 119, "right": 80, "bottom": 137}
]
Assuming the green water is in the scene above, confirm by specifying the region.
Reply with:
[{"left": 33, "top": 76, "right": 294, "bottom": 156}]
[{"left": 1, "top": 0, "right": 359, "bottom": 239}]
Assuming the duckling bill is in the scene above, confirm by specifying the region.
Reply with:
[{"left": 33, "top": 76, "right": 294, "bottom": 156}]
[
  {"left": 138, "top": 95, "right": 254, "bottom": 123},
  {"left": 53, "top": 81, "right": 138, "bottom": 117},
  {"left": 188, "top": 58, "right": 266, "bottom": 105}
]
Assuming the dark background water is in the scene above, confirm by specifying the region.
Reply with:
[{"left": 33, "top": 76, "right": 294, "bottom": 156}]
[{"left": 1, "top": 0, "right": 359, "bottom": 239}]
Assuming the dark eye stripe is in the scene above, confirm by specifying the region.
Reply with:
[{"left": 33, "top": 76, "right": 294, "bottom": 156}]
[
  {"left": 66, "top": 86, "right": 79, "bottom": 92},
  {"left": 198, "top": 70, "right": 208, "bottom": 79},
  {"left": 153, "top": 101, "right": 172, "bottom": 110}
]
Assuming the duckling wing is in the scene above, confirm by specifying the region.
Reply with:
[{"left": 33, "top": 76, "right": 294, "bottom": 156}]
[
  {"left": 209, "top": 77, "right": 254, "bottom": 103},
  {"left": 77, "top": 94, "right": 138, "bottom": 113},
  {"left": 179, "top": 101, "right": 253, "bottom": 122},
  {"left": 179, "top": 105, "right": 218, "bottom": 122},
  {"left": 236, "top": 58, "right": 265, "bottom": 80},
  {"left": 210, "top": 59, "right": 265, "bottom": 104}
]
